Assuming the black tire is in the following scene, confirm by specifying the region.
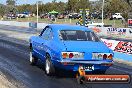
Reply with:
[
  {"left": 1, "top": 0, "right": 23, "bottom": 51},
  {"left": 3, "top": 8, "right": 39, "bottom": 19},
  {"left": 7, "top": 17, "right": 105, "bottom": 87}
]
[
  {"left": 29, "top": 48, "right": 38, "bottom": 65},
  {"left": 45, "top": 54, "right": 55, "bottom": 76},
  {"left": 77, "top": 76, "right": 85, "bottom": 84},
  {"left": 76, "top": 22, "right": 79, "bottom": 25},
  {"left": 114, "top": 17, "right": 116, "bottom": 20},
  {"left": 99, "top": 70, "right": 106, "bottom": 74},
  {"left": 94, "top": 70, "right": 106, "bottom": 74}
]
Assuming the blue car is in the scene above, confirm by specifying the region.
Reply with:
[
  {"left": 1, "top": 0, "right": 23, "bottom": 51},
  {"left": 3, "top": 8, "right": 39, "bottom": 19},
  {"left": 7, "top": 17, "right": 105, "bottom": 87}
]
[{"left": 29, "top": 24, "right": 114, "bottom": 76}]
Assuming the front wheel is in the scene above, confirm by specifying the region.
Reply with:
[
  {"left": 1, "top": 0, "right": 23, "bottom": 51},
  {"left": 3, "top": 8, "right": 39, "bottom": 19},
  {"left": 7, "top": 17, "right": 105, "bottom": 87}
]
[
  {"left": 30, "top": 49, "right": 38, "bottom": 65},
  {"left": 45, "top": 54, "right": 55, "bottom": 76}
]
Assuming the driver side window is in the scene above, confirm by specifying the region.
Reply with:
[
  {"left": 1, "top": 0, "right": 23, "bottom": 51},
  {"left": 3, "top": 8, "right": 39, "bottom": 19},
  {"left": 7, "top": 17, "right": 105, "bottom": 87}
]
[{"left": 41, "top": 27, "right": 53, "bottom": 40}]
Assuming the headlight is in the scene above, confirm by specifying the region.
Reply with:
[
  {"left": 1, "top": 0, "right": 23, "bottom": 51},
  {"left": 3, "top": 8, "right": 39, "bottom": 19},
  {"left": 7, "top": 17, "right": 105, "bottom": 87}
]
[
  {"left": 62, "top": 52, "right": 84, "bottom": 59},
  {"left": 92, "top": 53, "right": 113, "bottom": 60}
]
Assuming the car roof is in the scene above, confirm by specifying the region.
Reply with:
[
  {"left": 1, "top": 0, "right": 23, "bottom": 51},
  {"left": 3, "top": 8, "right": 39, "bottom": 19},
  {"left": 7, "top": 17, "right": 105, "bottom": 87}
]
[{"left": 48, "top": 24, "right": 92, "bottom": 32}]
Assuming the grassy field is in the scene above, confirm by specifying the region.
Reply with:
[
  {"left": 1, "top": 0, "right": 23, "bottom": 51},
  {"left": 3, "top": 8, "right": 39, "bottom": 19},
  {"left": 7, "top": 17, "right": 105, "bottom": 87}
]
[
  {"left": 0, "top": 16, "right": 126, "bottom": 28},
  {"left": 95, "top": 19, "right": 125, "bottom": 28}
]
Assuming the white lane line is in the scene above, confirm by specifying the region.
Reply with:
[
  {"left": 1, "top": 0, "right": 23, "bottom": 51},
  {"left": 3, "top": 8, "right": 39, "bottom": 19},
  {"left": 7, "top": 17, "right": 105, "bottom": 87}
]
[{"left": 111, "top": 67, "right": 132, "bottom": 75}]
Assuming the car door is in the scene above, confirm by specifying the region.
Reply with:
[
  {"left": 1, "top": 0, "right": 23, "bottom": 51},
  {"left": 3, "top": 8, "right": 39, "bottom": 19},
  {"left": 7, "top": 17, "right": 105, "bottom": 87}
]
[
  {"left": 33, "top": 26, "right": 48, "bottom": 59},
  {"left": 38, "top": 27, "right": 53, "bottom": 61}
]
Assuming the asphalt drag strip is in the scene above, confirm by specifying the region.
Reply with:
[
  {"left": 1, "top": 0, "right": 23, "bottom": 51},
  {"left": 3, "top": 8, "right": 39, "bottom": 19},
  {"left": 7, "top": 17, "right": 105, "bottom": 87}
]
[{"left": 0, "top": 37, "right": 132, "bottom": 88}]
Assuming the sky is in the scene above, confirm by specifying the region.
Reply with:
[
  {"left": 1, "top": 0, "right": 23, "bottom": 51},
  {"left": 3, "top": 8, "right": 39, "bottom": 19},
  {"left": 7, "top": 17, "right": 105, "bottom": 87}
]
[{"left": 0, "top": 0, "right": 96, "bottom": 5}]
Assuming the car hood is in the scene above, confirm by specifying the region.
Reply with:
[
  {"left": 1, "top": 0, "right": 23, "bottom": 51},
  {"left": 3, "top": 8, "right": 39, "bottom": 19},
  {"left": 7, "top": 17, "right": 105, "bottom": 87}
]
[{"left": 63, "top": 41, "right": 110, "bottom": 53}]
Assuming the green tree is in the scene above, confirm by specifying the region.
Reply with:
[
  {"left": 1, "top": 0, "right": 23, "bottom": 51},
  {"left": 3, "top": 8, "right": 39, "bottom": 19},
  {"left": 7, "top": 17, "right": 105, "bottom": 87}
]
[
  {"left": 66, "top": 0, "right": 78, "bottom": 12},
  {"left": 16, "top": 0, "right": 93, "bottom": 15},
  {"left": 0, "top": 4, "right": 6, "bottom": 17},
  {"left": 126, "top": 0, "right": 131, "bottom": 6},
  {"left": 93, "top": 0, "right": 103, "bottom": 11},
  {"left": 17, "top": 4, "right": 32, "bottom": 13},
  {"left": 6, "top": 0, "right": 16, "bottom": 6},
  {"left": 105, "top": 0, "right": 131, "bottom": 19},
  {"left": 55, "top": 1, "right": 66, "bottom": 13},
  {"left": 66, "top": 0, "right": 91, "bottom": 13},
  {"left": 6, "top": 5, "right": 17, "bottom": 13},
  {"left": 77, "top": 0, "right": 90, "bottom": 9},
  {"left": 38, "top": 1, "right": 66, "bottom": 14},
  {"left": 6, "top": 0, "right": 17, "bottom": 14}
]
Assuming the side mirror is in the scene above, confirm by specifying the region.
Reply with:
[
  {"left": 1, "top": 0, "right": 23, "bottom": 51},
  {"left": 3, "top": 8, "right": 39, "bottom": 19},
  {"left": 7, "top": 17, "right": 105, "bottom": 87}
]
[
  {"left": 59, "top": 34, "right": 62, "bottom": 40},
  {"left": 39, "top": 34, "right": 41, "bottom": 37},
  {"left": 39, "top": 31, "right": 43, "bottom": 37}
]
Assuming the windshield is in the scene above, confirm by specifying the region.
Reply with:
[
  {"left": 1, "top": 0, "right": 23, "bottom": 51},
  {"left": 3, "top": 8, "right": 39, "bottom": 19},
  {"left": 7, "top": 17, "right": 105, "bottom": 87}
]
[{"left": 59, "top": 30, "right": 101, "bottom": 42}]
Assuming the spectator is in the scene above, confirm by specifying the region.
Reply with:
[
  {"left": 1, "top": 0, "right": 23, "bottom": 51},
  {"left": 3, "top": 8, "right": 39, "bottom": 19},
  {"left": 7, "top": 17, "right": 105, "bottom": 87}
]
[
  {"left": 121, "top": 17, "right": 125, "bottom": 24},
  {"left": 51, "top": 15, "right": 55, "bottom": 21}
]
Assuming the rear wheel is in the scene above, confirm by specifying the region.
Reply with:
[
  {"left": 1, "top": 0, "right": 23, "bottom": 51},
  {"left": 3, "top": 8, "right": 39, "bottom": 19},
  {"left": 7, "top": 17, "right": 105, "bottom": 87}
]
[
  {"left": 30, "top": 48, "right": 38, "bottom": 65},
  {"left": 94, "top": 70, "right": 106, "bottom": 74},
  {"left": 77, "top": 76, "right": 85, "bottom": 84},
  {"left": 76, "top": 73, "right": 85, "bottom": 84},
  {"left": 99, "top": 70, "right": 106, "bottom": 74},
  {"left": 45, "top": 54, "right": 55, "bottom": 76}
]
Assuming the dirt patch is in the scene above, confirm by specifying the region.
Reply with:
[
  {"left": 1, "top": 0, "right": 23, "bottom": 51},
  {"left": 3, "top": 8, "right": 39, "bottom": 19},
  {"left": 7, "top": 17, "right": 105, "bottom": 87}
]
[
  {"left": 0, "top": 72, "right": 17, "bottom": 88},
  {"left": 114, "top": 58, "right": 132, "bottom": 66}
]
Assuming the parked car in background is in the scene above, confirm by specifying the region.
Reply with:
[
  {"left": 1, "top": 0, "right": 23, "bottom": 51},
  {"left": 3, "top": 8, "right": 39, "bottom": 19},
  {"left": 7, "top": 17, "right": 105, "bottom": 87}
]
[
  {"left": 68, "top": 13, "right": 81, "bottom": 19},
  {"left": 40, "top": 13, "right": 49, "bottom": 19},
  {"left": 17, "top": 14, "right": 26, "bottom": 18},
  {"left": 29, "top": 24, "right": 114, "bottom": 76},
  {"left": 57, "top": 14, "right": 65, "bottom": 19},
  {"left": 112, "top": 13, "right": 123, "bottom": 19},
  {"left": 97, "top": 13, "right": 108, "bottom": 19},
  {"left": 17, "top": 12, "right": 31, "bottom": 18},
  {"left": 109, "top": 16, "right": 113, "bottom": 20},
  {"left": 91, "top": 13, "right": 98, "bottom": 19},
  {"left": 40, "top": 14, "right": 45, "bottom": 19},
  {"left": 6, "top": 14, "right": 16, "bottom": 19}
]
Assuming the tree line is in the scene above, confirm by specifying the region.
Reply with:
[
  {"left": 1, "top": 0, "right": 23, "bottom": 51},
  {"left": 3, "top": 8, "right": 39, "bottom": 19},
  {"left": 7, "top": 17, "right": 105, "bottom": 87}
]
[
  {"left": 16, "top": 0, "right": 91, "bottom": 15},
  {"left": 0, "top": 0, "right": 131, "bottom": 19}
]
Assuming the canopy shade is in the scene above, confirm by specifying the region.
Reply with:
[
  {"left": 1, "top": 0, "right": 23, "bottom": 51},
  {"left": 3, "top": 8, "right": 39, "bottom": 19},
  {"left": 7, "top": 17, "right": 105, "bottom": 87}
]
[{"left": 49, "top": 10, "right": 58, "bottom": 14}]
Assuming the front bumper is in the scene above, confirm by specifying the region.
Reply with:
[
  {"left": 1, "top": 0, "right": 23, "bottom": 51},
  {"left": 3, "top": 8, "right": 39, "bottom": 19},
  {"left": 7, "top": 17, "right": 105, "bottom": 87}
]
[{"left": 53, "top": 60, "right": 113, "bottom": 72}]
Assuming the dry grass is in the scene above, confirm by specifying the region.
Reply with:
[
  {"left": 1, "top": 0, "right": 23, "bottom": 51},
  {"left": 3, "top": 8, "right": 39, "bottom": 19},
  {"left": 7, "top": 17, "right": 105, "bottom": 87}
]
[
  {"left": 114, "top": 58, "right": 132, "bottom": 66},
  {"left": 0, "top": 72, "right": 17, "bottom": 88},
  {"left": 2, "top": 16, "right": 125, "bottom": 28}
]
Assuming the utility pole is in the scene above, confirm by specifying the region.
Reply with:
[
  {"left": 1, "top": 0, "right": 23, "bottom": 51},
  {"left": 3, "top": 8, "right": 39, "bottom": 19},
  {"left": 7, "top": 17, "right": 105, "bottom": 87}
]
[
  {"left": 37, "top": 1, "right": 38, "bottom": 28},
  {"left": 102, "top": 0, "right": 104, "bottom": 24},
  {"left": 82, "top": 9, "right": 86, "bottom": 26}
]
